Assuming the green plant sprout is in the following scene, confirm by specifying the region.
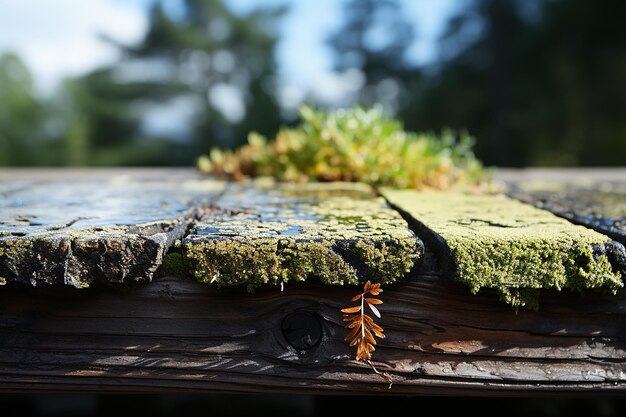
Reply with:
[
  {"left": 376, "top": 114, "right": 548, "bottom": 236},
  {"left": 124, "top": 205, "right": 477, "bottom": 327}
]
[{"left": 198, "top": 106, "right": 487, "bottom": 190}]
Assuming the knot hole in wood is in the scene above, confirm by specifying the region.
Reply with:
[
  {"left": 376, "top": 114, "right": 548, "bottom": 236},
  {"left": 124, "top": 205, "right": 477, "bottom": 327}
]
[{"left": 281, "top": 311, "right": 323, "bottom": 352}]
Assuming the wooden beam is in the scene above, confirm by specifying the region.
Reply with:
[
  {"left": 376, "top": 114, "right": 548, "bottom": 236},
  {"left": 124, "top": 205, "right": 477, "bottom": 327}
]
[{"left": 1, "top": 275, "right": 624, "bottom": 395}]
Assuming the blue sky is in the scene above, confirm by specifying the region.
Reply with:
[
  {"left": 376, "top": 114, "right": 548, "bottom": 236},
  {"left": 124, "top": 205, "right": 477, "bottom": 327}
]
[
  {"left": 226, "top": 0, "right": 462, "bottom": 87},
  {"left": 0, "top": 0, "right": 461, "bottom": 96}
]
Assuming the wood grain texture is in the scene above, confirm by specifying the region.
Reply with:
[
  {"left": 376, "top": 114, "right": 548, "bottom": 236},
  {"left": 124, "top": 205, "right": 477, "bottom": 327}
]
[{"left": 1, "top": 274, "right": 624, "bottom": 395}]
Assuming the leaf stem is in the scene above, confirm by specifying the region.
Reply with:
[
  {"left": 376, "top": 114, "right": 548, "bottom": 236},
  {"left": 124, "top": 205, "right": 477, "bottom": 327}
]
[
  {"left": 366, "top": 360, "right": 394, "bottom": 389},
  {"left": 360, "top": 292, "right": 365, "bottom": 339}
]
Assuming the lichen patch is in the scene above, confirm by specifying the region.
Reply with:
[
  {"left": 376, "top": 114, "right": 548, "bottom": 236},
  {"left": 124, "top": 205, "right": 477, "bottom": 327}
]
[
  {"left": 184, "top": 180, "right": 422, "bottom": 290},
  {"left": 381, "top": 189, "right": 624, "bottom": 308}
]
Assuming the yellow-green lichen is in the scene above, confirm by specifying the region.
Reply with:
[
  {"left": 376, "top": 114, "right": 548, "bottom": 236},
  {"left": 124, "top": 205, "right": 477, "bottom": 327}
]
[
  {"left": 353, "top": 239, "right": 419, "bottom": 283},
  {"left": 184, "top": 181, "right": 421, "bottom": 290},
  {"left": 381, "top": 189, "right": 623, "bottom": 308},
  {"left": 0, "top": 239, "right": 32, "bottom": 264},
  {"left": 0, "top": 238, "right": 34, "bottom": 281},
  {"left": 184, "top": 235, "right": 417, "bottom": 291}
]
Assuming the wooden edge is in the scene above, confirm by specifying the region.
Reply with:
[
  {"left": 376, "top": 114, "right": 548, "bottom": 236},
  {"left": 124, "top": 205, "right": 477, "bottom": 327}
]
[{"left": 0, "top": 275, "right": 624, "bottom": 395}]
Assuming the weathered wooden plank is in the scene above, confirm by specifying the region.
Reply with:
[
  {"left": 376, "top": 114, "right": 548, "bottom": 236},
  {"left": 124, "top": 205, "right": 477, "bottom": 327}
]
[
  {"left": 183, "top": 180, "right": 421, "bottom": 290},
  {"left": 0, "top": 172, "right": 226, "bottom": 287},
  {"left": 506, "top": 179, "right": 626, "bottom": 247},
  {"left": 1, "top": 168, "right": 625, "bottom": 396},
  {"left": 381, "top": 189, "right": 625, "bottom": 308},
  {"left": 0, "top": 275, "right": 624, "bottom": 395}
]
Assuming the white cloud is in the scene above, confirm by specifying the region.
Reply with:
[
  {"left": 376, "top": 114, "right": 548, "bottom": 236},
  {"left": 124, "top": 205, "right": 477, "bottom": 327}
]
[{"left": 0, "top": 0, "right": 147, "bottom": 94}]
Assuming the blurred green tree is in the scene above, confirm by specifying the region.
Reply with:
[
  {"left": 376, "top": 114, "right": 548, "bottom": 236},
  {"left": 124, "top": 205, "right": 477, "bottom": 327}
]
[
  {"left": 0, "top": 53, "right": 48, "bottom": 166},
  {"left": 327, "top": 0, "right": 418, "bottom": 111},
  {"left": 56, "top": 0, "right": 285, "bottom": 166},
  {"left": 401, "top": 0, "right": 626, "bottom": 167},
  {"left": 532, "top": 0, "right": 626, "bottom": 166}
]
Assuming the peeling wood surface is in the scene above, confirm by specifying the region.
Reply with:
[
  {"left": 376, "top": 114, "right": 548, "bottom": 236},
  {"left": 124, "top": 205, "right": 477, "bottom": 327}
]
[{"left": 0, "top": 275, "right": 625, "bottom": 395}]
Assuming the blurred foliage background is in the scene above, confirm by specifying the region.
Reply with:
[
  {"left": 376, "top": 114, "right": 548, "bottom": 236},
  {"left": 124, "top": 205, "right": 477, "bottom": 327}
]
[{"left": 0, "top": 0, "right": 624, "bottom": 167}]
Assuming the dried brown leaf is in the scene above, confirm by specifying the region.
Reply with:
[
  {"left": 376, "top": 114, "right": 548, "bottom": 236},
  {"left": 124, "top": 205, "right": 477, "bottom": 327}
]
[
  {"left": 370, "top": 322, "right": 384, "bottom": 333},
  {"left": 356, "top": 350, "right": 370, "bottom": 361},
  {"left": 341, "top": 305, "right": 362, "bottom": 314},
  {"left": 346, "top": 320, "right": 361, "bottom": 329},
  {"left": 344, "top": 326, "right": 360, "bottom": 341},
  {"left": 362, "top": 314, "right": 374, "bottom": 324},
  {"left": 341, "top": 281, "right": 385, "bottom": 362},
  {"left": 368, "top": 303, "right": 381, "bottom": 318}
]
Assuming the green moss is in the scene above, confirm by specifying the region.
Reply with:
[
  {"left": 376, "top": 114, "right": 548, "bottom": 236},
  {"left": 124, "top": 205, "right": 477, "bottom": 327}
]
[
  {"left": 184, "top": 181, "right": 420, "bottom": 290},
  {"left": 198, "top": 106, "right": 487, "bottom": 190},
  {"left": 157, "top": 252, "right": 188, "bottom": 277},
  {"left": 0, "top": 238, "right": 32, "bottom": 263},
  {"left": 186, "top": 238, "right": 280, "bottom": 291},
  {"left": 353, "top": 239, "right": 419, "bottom": 283},
  {"left": 280, "top": 240, "right": 357, "bottom": 286},
  {"left": 0, "top": 238, "right": 33, "bottom": 281},
  {"left": 184, "top": 236, "right": 419, "bottom": 291},
  {"left": 381, "top": 189, "right": 623, "bottom": 308}
]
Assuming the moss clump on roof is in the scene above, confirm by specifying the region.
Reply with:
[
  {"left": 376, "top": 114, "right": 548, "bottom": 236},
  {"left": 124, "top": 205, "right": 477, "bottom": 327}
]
[
  {"left": 198, "top": 106, "right": 487, "bottom": 190},
  {"left": 381, "top": 189, "right": 624, "bottom": 308}
]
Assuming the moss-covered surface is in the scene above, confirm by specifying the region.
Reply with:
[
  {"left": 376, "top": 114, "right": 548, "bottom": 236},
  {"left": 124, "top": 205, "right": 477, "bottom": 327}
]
[
  {"left": 381, "top": 189, "right": 624, "bottom": 308},
  {"left": 0, "top": 177, "right": 226, "bottom": 287},
  {"left": 184, "top": 180, "right": 421, "bottom": 291},
  {"left": 507, "top": 180, "right": 626, "bottom": 247}
]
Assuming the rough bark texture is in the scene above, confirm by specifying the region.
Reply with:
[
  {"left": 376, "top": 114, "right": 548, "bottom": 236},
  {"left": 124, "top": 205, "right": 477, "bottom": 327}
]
[{"left": 0, "top": 274, "right": 625, "bottom": 395}]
